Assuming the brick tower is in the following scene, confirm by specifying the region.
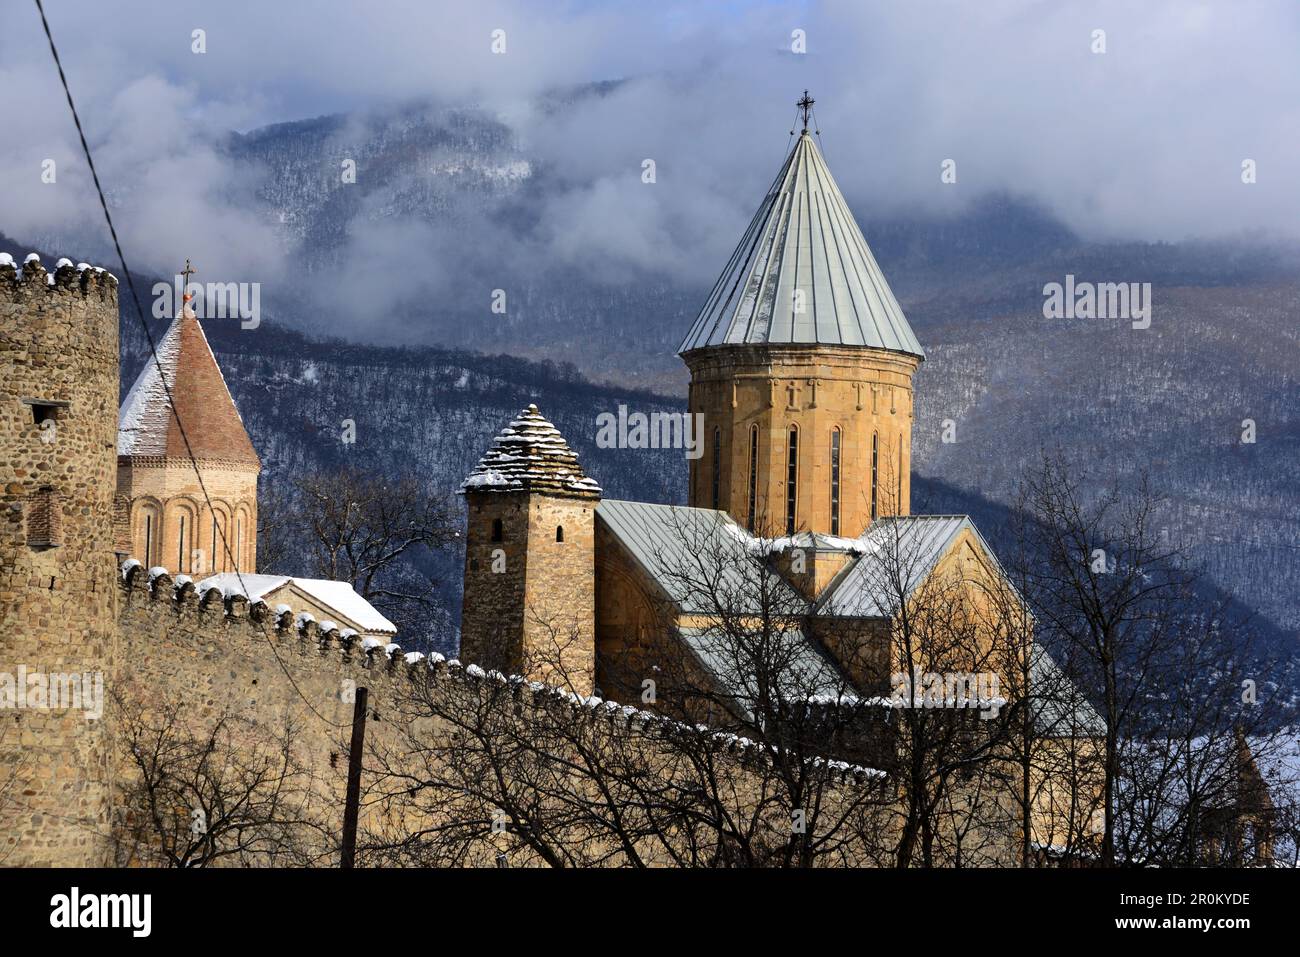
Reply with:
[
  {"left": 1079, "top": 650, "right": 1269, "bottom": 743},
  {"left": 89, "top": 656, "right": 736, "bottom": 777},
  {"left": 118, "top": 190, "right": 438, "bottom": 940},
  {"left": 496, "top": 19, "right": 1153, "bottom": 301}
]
[
  {"left": 115, "top": 287, "right": 260, "bottom": 577},
  {"left": 679, "top": 102, "right": 925, "bottom": 539},
  {"left": 459, "top": 405, "right": 601, "bottom": 694},
  {"left": 0, "top": 253, "right": 119, "bottom": 865}
]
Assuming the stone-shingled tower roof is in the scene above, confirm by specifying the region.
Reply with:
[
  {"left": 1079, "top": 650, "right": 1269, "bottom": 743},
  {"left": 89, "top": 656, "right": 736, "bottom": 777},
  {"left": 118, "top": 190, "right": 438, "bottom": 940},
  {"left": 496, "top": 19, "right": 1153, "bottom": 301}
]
[
  {"left": 461, "top": 404, "right": 600, "bottom": 499},
  {"left": 678, "top": 129, "right": 924, "bottom": 358},
  {"left": 117, "top": 300, "right": 260, "bottom": 468}
]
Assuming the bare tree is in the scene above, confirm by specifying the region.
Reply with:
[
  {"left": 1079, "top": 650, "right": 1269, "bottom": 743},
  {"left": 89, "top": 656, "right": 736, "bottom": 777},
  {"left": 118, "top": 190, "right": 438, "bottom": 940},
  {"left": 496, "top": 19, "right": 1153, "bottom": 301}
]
[
  {"left": 1010, "top": 452, "right": 1289, "bottom": 866},
  {"left": 110, "top": 684, "right": 339, "bottom": 867},
  {"left": 258, "top": 468, "right": 460, "bottom": 645},
  {"left": 361, "top": 507, "right": 896, "bottom": 868}
]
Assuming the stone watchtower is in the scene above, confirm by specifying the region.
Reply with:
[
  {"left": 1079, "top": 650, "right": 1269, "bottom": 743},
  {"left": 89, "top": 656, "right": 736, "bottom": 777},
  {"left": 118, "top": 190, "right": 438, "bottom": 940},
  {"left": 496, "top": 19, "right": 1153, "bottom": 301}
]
[
  {"left": 0, "top": 253, "right": 119, "bottom": 865},
  {"left": 679, "top": 102, "right": 926, "bottom": 542},
  {"left": 116, "top": 287, "right": 261, "bottom": 576},
  {"left": 459, "top": 405, "right": 601, "bottom": 695}
]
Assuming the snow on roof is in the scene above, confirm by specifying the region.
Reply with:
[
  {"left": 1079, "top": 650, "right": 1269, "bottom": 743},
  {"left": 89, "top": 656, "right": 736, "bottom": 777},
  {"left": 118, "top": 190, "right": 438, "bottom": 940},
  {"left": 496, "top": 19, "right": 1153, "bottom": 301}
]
[
  {"left": 815, "top": 515, "right": 978, "bottom": 618},
  {"left": 462, "top": 404, "right": 601, "bottom": 498},
  {"left": 196, "top": 573, "right": 397, "bottom": 634},
  {"left": 117, "top": 303, "right": 260, "bottom": 465}
]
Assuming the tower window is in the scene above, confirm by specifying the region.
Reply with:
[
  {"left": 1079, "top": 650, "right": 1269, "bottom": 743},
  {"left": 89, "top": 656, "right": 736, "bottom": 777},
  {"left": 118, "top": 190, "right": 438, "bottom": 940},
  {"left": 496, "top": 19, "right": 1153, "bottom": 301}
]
[
  {"left": 24, "top": 397, "right": 68, "bottom": 422},
  {"left": 711, "top": 428, "right": 721, "bottom": 510},
  {"left": 556, "top": 525, "right": 565, "bottom": 543},
  {"left": 747, "top": 425, "right": 758, "bottom": 531},
  {"left": 871, "top": 432, "right": 879, "bottom": 521},
  {"left": 491, "top": 517, "right": 503, "bottom": 542},
  {"left": 830, "top": 428, "right": 841, "bottom": 536},
  {"left": 785, "top": 426, "right": 798, "bottom": 535},
  {"left": 177, "top": 515, "right": 186, "bottom": 572},
  {"left": 145, "top": 513, "right": 155, "bottom": 568}
]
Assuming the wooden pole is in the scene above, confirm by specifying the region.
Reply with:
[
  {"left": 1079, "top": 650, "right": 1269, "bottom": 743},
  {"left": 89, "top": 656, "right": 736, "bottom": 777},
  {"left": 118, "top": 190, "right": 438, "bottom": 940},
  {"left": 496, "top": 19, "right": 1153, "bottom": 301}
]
[{"left": 340, "top": 686, "right": 368, "bottom": 868}]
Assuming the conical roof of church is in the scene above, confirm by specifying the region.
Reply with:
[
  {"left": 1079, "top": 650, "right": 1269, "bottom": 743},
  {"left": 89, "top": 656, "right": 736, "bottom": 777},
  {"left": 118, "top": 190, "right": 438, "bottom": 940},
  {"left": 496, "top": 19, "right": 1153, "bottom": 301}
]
[
  {"left": 117, "top": 302, "right": 260, "bottom": 467},
  {"left": 462, "top": 404, "right": 601, "bottom": 498},
  {"left": 679, "top": 130, "right": 924, "bottom": 358}
]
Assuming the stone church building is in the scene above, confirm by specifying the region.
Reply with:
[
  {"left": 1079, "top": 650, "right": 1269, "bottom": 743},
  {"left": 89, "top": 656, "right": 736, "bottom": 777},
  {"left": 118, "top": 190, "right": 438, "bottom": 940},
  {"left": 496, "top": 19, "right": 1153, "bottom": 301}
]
[{"left": 459, "top": 121, "right": 1092, "bottom": 734}]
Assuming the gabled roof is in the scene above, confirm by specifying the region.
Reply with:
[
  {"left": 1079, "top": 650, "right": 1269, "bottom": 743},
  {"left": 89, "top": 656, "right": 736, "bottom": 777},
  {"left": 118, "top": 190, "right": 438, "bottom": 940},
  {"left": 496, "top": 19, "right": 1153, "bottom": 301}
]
[
  {"left": 117, "top": 304, "right": 260, "bottom": 467},
  {"left": 678, "top": 624, "right": 852, "bottom": 719},
  {"left": 1030, "top": 646, "right": 1105, "bottom": 738},
  {"left": 596, "top": 499, "right": 803, "bottom": 615},
  {"left": 815, "top": 515, "right": 976, "bottom": 618},
  {"left": 597, "top": 500, "right": 851, "bottom": 713},
  {"left": 679, "top": 130, "right": 924, "bottom": 357},
  {"left": 462, "top": 404, "right": 601, "bottom": 498},
  {"left": 197, "top": 572, "right": 398, "bottom": 635}
]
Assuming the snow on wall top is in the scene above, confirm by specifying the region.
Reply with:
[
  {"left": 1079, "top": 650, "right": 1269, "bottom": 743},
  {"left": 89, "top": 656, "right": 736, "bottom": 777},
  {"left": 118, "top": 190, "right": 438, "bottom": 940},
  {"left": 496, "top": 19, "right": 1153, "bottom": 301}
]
[
  {"left": 0, "top": 251, "right": 117, "bottom": 288},
  {"left": 462, "top": 404, "right": 601, "bottom": 498},
  {"left": 196, "top": 572, "right": 398, "bottom": 634}
]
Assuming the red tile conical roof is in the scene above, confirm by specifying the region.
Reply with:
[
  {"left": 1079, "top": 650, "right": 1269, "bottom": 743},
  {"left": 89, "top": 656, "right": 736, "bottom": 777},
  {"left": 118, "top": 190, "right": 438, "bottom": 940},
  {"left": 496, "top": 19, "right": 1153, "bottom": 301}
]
[{"left": 117, "top": 303, "right": 260, "bottom": 468}]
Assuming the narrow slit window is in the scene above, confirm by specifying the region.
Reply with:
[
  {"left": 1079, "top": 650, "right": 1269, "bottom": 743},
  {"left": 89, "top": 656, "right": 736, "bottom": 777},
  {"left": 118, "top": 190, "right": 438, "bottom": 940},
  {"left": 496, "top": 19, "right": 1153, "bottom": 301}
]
[
  {"left": 177, "top": 515, "right": 186, "bottom": 572},
  {"left": 710, "top": 428, "right": 721, "bottom": 510},
  {"left": 747, "top": 425, "right": 759, "bottom": 531},
  {"left": 556, "top": 525, "right": 565, "bottom": 543},
  {"left": 145, "top": 513, "right": 154, "bottom": 568},
  {"left": 830, "top": 428, "right": 842, "bottom": 536},
  {"left": 897, "top": 433, "right": 904, "bottom": 515},
  {"left": 871, "top": 432, "right": 879, "bottom": 521},
  {"left": 491, "top": 517, "right": 503, "bottom": 542},
  {"left": 785, "top": 426, "right": 799, "bottom": 535}
]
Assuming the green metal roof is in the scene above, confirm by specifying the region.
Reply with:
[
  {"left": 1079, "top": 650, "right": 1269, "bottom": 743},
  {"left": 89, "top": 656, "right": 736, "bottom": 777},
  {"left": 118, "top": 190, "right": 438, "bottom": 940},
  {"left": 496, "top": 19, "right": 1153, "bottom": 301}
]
[
  {"left": 1030, "top": 646, "right": 1105, "bottom": 737},
  {"left": 815, "top": 515, "right": 974, "bottom": 618},
  {"left": 596, "top": 499, "right": 803, "bottom": 615},
  {"left": 679, "top": 131, "right": 924, "bottom": 358}
]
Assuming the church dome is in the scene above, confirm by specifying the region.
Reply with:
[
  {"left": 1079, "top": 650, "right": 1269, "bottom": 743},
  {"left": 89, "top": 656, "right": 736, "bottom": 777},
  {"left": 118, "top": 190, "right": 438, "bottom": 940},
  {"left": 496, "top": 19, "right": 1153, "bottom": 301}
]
[{"left": 679, "top": 129, "right": 923, "bottom": 359}]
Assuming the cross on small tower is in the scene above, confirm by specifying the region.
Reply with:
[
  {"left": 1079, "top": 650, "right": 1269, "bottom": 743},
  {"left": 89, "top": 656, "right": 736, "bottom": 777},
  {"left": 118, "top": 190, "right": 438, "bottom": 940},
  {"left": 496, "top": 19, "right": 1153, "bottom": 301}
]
[
  {"left": 796, "top": 91, "right": 815, "bottom": 133},
  {"left": 180, "top": 258, "right": 197, "bottom": 306}
]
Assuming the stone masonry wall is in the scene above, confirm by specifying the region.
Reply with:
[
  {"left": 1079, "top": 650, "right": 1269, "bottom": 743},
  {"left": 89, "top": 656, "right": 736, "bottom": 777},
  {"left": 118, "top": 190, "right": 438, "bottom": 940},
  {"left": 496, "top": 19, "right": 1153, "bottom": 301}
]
[
  {"left": 0, "top": 257, "right": 120, "bottom": 866},
  {"left": 685, "top": 344, "right": 919, "bottom": 537}
]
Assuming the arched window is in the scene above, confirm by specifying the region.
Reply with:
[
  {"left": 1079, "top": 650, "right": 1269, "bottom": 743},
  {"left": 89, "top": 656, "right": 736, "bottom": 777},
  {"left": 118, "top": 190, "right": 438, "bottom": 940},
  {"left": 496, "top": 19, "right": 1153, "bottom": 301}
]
[
  {"left": 556, "top": 525, "right": 565, "bottom": 543},
  {"left": 747, "top": 425, "right": 758, "bottom": 531},
  {"left": 785, "top": 425, "right": 799, "bottom": 535},
  {"left": 135, "top": 502, "right": 161, "bottom": 568},
  {"left": 871, "top": 432, "right": 879, "bottom": 521},
  {"left": 491, "top": 517, "right": 503, "bottom": 542},
  {"left": 710, "top": 428, "right": 721, "bottom": 510},
  {"left": 830, "top": 428, "right": 842, "bottom": 535},
  {"left": 211, "top": 512, "right": 225, "bottom": 573},
  {"left": 177, "top": 514, "right": 186, "bottom": 573}
]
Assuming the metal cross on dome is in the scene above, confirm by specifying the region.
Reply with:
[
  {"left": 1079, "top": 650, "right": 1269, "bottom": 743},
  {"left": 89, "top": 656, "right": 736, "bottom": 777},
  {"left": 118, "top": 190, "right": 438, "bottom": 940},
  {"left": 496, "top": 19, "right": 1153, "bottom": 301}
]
[{"left": 797, "top": 91, "right": 815, "bottom": 133}]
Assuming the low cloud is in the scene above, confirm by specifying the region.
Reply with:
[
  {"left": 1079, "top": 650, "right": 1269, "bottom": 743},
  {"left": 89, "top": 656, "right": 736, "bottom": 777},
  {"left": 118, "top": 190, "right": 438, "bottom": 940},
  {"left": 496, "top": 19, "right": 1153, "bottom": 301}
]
[{"left": 2, "top": 0, "right": 1297, "bottom": 343}]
